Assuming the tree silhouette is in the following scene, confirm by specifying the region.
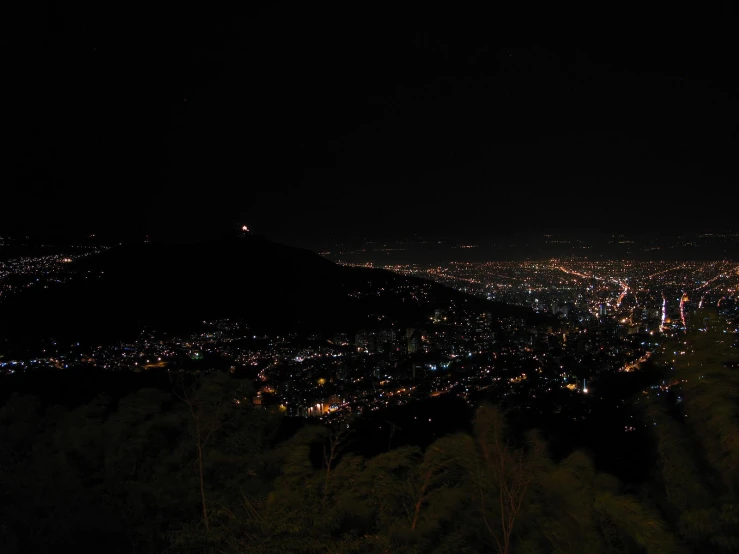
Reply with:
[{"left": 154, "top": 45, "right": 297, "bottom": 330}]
[
  {"left": 470, "top": 404, "right": 543, "bottom": 554},
  {"left": 173, "top": 372, "right": 245, "bottom": 532},
  {"left": 322, "top": 418, "right": 352, "bottom": 508}
]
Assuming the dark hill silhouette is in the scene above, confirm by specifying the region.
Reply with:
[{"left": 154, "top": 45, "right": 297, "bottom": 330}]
[{"left": 0, "top": 236, "right": 530, "bottom": 347}]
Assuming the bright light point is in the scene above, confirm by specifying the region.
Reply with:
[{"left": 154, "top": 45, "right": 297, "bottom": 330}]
[
  {"left": 583, "top": 388, "right": 589, "bottom": 394},
  {"left": 241, "top": 224, "right": 249, "bottom": 232}
]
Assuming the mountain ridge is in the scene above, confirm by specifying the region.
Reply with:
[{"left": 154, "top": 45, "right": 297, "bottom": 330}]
[{"left": 0, "top": 235, "right": 531, "bottom": 349}]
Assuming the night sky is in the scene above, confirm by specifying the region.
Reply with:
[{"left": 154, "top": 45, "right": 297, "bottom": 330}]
[{"left": 10, "top": 4, "right": 738, "bottom": 245}]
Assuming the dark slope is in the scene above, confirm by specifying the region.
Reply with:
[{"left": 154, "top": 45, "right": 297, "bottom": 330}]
[{"left": 0, "top": 236, "right": 529, "bottom": 346}]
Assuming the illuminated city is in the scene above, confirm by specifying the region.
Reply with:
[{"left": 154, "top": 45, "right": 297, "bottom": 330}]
[
  {"left": 5, "top": 13, "right": 738, "bottom": 553},
  {"left": 381, "top": 259, "right": 738, "bottom": 335},
  {"left": 3, "top": 239, "right": 736, "bottom": 427}
]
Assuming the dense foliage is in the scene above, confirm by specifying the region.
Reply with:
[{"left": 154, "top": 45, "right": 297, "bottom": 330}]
[{"left": 0, "top": 378, "right": 670, "bottom": 553}]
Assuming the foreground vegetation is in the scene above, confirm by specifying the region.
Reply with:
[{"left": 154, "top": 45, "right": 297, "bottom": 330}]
[{"left": 1, "top": 308, "right": 738, "bottom": 553}]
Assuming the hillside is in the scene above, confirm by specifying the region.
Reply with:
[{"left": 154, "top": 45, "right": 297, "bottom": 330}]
[{"left": 0, "top": 235, "right": 529, "bottom": 346}]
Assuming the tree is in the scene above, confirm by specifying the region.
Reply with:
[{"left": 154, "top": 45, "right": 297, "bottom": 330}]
[
  {"left": 322, "top": 418, "right": 352, "bottom": 508},
  {"left": 99, "top": 387, "right": 191, "bottom": 551},
  {"left": 471, "top": 404, "right": 543, "bottom": 554},
  {"left": 173, "top": 372, "right": 245, "bottom": 532},
  {"left": 529, "top": 450, "right": 680, "bottom": 554}
]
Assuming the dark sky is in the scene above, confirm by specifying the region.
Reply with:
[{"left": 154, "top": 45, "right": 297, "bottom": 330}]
[{"left": 10, "top": 4, "right": 738, "bottom": 245}]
